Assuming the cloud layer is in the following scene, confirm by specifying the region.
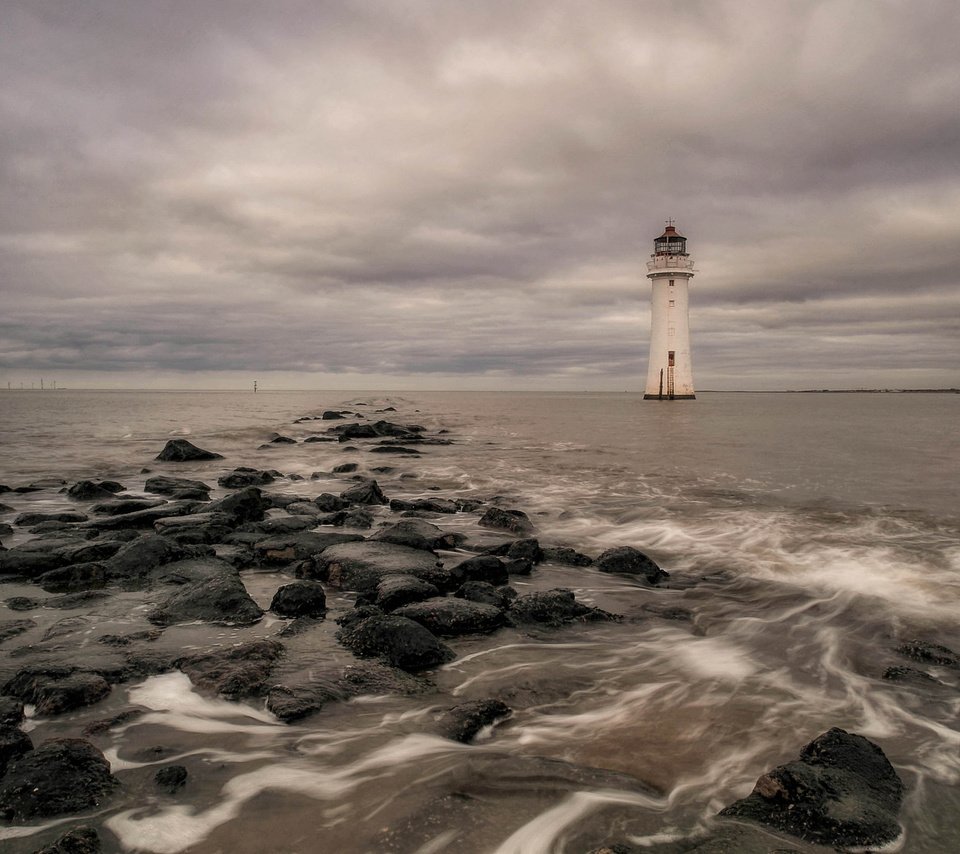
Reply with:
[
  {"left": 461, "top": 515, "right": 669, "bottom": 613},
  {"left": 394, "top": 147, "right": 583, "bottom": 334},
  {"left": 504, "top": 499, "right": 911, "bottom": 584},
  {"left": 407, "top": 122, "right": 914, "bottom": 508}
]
[{"left": 2, "top": 0, "right": 958, "bottom": 389}]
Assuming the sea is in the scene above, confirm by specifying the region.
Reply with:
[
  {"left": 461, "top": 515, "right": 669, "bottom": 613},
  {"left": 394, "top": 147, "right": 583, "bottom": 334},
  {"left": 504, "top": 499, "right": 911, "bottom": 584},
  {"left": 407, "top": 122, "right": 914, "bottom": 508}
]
[{"left": 0, "top": 389, "right": 958, "bottom": 853}]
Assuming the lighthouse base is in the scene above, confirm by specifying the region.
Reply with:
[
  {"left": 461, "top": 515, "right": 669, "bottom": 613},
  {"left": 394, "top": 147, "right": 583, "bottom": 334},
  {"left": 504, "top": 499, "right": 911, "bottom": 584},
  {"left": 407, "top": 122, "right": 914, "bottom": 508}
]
[{"left": 643, "top": 394, "right": 696, "bottom": 400}]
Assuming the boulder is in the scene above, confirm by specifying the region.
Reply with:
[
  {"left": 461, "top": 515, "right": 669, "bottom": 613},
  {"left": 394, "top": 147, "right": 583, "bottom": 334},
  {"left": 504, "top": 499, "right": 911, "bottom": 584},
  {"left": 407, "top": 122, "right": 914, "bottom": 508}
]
[
  {"left": 450, "top": 555, "right": 509, "bottom": 586},
  {"left": 369, "top": 519, "right": 459, "bottom": 552},
  {"left": 478, "top": 507, "right": 534, "bottom": 536},
  {"left": 178, "top": 640, "right": 284, "bottom": 697},
  {"left": 253, "top": 532, "right": 363, "bottom": 565},
  {"left": 32, "top": 826, "right": 102, "bottom": 854},
  {"left": 321, "top": 410, "right": 346, "bottom": 420},
  {"left": 0, "top": 619, "right": 37, "bottom": 643},
  {"left": 332, "top": 462, "right": 359, "bottom": 473},
  {"left": 314, "top": 493, "right": 350, "bottom": 512},
  {"left": 154, "top": 512, "right": 234, "bottom": 545},
  {"left": 66, "top": 480, "right": 118, "bottom": 501},
  {"left": 2, "top": 668, "right": 110, "bottom": 716},
  {"left": 337, "top": 614, "right": 455, "bottom": 672},
  {"left": 719, "top": 727, "right": 904, "bottom": 848},
  {"left": 155, "top": 439, "right": 223, "bottom": 462},
  {"left": 237, "top": 516, "right": 316, "bottom": 535},
  {"left": 393, "top": 597, "right": 506, "bottom": 637},
  {"left": 0, "top": 697, "right": 25, "bottom": 727},
  {"left": 90, "top": 497, "right": 168, "bottom": 516},
  {"left": 509, "top": 588, "right": 619, "bottom": 627},
  {"left": 154, "top": 765, "right": 188, "bottom": 794},
  {"left": 270, "top": 581, "right": 327, "bottom": 618},
  {"left": 268, "top": 435, "right": 297, "bottom": 444},
  {"left": 83, "top": 500, "right": 201, "bottom": 531},
  {"left": 218, "top": 467, "right": 275, "bottom": 489},
  {"left": 375, "top": 575, "right": 441, "bottom": 611},
  {"left": 437, "top": 699, "right": 511, "bottom": 743},
  {"left": 369, "top": 446, "right": 420, "bottom": 455},
  {"left": 15, "top": 511, "right": 87, "bottom": 527},
  {"left": 315, "top": 541, "right": 448, "bottom": 593},
  {"left": 593, "top": 546, "right": 668, "bottom": 584},
  {"left": 895, "top": 639, "right": 959, "bottom": 668},
  {"left": 541, "top": 545, "right": 594, "bottom": 566},
  {"left": 143, "top": 476, "right": 211, "bottom": 497},
  {"left": 340, "top": 479, "right": 388, "bottom": 506},
  {"left": 486, "top": 538, "right": 543, "bottom": 562},
  {"left": 0, "top": 725, "right": 32, "bottom": 778},
  {"left": 0, "top": 738, "right": 118, "bottom": 820},
  {"left": 205, "top": 486, "right": 270, "bottom": 525},
  {"left": 104, "top": 533, "right": 193, "bottom": 581},
  {"left": 455, "top": 581, "right": 514, "bottom": 609},
  {"left": 147, "top": 573, "right": 263, "bottom": 626}
]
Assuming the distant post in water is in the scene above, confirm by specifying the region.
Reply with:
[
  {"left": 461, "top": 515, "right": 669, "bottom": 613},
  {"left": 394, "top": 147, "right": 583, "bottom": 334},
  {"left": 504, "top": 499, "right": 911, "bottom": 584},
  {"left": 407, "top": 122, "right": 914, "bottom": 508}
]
[
  {"left": 644, "top": 220, "right": 696, "bottom": 400},
  {"left": 253, "top": 380, "right": 258, "bottom": 394}
]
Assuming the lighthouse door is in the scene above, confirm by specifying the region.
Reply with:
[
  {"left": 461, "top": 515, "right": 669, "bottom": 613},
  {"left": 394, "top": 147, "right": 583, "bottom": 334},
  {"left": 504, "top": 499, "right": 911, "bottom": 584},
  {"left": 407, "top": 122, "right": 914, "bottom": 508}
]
[{"left": 667, "top": 351, "right": 676, "bottom": 399}]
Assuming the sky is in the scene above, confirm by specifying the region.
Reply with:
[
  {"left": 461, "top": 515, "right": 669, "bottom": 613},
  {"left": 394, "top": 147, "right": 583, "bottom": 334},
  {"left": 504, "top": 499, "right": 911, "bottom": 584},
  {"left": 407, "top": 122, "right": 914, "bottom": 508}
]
[{"left": 1, "top": 0, "right": 958, "bottom": 391}]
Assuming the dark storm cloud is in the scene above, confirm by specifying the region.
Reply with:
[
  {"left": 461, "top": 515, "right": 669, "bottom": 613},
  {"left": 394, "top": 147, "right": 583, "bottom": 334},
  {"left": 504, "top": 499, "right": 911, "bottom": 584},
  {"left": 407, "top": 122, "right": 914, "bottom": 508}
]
[{"left": 2, "top": 0, "right": 959, "bottom": 389}]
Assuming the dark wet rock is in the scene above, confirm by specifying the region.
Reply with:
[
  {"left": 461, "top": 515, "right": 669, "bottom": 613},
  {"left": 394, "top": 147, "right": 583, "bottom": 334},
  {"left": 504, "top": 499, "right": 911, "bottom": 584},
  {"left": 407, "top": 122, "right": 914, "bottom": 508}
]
[
  {"left": 3, "top": 666, "right": 111, "bottom": 716},
  {"left": 90, "top": 497, "right": 168, "bottom": 516},
  {"left": 0, "top": 696, "right": 26, "bottom": 728},
  {"left": 339, "top": 507, "right": 376, "bottom": 529},
  {"left": 83, "top": 500, "right": 201, "bottom": 531},
  {"left": 267, "top": 661, "right": 429, "bottom": 722},
  {"left": 154, "top": 764, "right": 188, "bottom": 794},
  {"left": 437, "top": 699, "right": 511, "bottom": 743},
  {"left": 0, "top": 738, "right": 118, "bottom": 821},
  {"left": 411, "top": 497, "right": 459, "bottom": 514},
  {"left": 285, "top": 501, "right": 321, "bottom": 517},
  {"left": 338, "top": 614, "right": 455, "bottom": 672},
  {"left": 5, "top": 597, "right": 38, "bottom": 611},
  {"left": 510, "top": 588, "right": 620, "bottom": 627},
  {"left": 0, "top": 619, "right": 36, "bottom": 644},
  {"left": 41, "top": 615, "right": 91, "bottom": 641},
  {"left": 66, "top": 480, "right": 118, "bottom": 501},
  {"left": 320, "top": 410, "right": 346, "bottom": 420},
  {"left": 276, "top": 616, "right": 321, "bottom": 637},
  {"left": 14, "top": 479, "right": 67, "bottom": 493},
  {"left": 340, "top": 479, "right": 388, "bottom": 506},
  {"left": 336, "top": 604, "right": 384, "bottom": 631},
  {"left": 97, "top": 629, "right": 163, "bottom": 647},
  {"left": 719, "top": 727, "right": 904, "bottom": 848},
  {"left": 0, "top": 543, "right": 69, "bottom": 578},
  {"left": 46, "top": 591, "right": 112, "bottom": 609},
  {"left": 218, "top": 467, "right": 276, "bottom": 489},
  {"left": 316, "top": 541, "right": 448, "bottom": 593},
  {"left": 314, "top": 493, "right": 350, "bottom": 512},
  {"left": 144, "top": 475, "right": 211, "bottom": 497},
  {"left": 642, "top": 603, "right": 694, "bottom": 622},
  {"left": 896, "top": 639, "right": 959, "bottom": 668},
  {"left": 882, "top": 666, "right": 941, "bottom": 685},
  {"left": 455, "top": 581, "right": 515, "bottom": 609},
  {"left": 269, "top": 435, "right": 297, "bottom": 444},
  {"left": 594, "top": 546, "right": 668, "bottom": 584},
  {"left": 540, "top": 546, "right": 593, "bottom": 566},
  {"left": 504, "top": 558, "right": 533, "bottom": 576},
  {"left": 0, "top": 725, "right": 32, "bottom": 778},
  {"left": 178, "top": 640, "right": 284, "bottom": 697},
  {"left": 15, "top": 511, "right": 87, "bottom": 527},
  {"left": 375, "top": 575, "right": 440, "bottom": 611},
  {"left": 147, "top": 573, "right": 264, "bottom": 626},
  {"left": 155, "top": 439, "right": 223, "bottom": 462},
  {"left": 370, "top": 519, "right": 459, "bottom": 552},
  {"left": 449, "top": 555, "right": 509, "bottom": 586},
  {"left": 235, "top": 516, "right": 313, "bottom": 536},
  {"left": 332, "top": 462, "right": 359, "bottom": 473},
  {"left": 478, "top": 506, "right": 534, "bottom": 536},
  {"left": 154, "top": 512, "right": 234, "bottom": 545},
  {"left": 98, "top": 481, "right": 124, "bottom": 494},
  {"left": 36, "top": 562, "right": 108, "bottom": 593},
  {"left": 30, "top": 825, "right": 102, "bottom": 854},
  {"left": 253, "top": 531, "right": 362, "bottom": 565},
  {"left": 270, "top": 581, "right": 327, "bottom": 618},
  {"left": 304, "top": 436, "right": 336, "bottom": 443},
  {"left": 394, "top": 597, "right": 505, "bottom": 637},
  {"left": 59, "top": 539, "right": 125, "bottom": 564},
  {"left": 206, "top": 486, "right": 271, "bottom": 525},
  {"left": 82, "top": 710, "right": 145, "bottom": 736},
  {"left": 370, "top": 445, "right": 421, "bottom": 455},
  {"left": 486, "top": 538, "right": 543, "bottom": 562},
  {"left": 104, "top": 533, "right": 194, "bottom": 581}
]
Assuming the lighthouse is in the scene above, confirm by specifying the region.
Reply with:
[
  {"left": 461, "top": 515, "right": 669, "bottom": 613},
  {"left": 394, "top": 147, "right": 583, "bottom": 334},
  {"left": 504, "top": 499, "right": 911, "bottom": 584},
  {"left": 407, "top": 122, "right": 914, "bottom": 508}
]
[{"left": 643, "top": 221, "right": 696, "bottom": 400}]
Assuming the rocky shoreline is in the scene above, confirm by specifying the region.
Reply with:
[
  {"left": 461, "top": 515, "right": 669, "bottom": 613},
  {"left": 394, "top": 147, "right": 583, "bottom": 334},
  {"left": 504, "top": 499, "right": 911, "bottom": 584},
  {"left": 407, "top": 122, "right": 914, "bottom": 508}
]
[{"left": 0, "top": 403, "right": 945, "bottom": 852}]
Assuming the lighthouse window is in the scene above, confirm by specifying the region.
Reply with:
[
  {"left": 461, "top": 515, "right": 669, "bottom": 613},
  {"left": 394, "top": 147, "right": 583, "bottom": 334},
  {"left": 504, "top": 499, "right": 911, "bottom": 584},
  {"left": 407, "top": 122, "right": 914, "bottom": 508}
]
[
  {"left": 668, "top": 326, "right": 676, "bottom": 336},
  {"left": 669, "top": 280, "right": 675, "bottom": 287},
  {"left": 669, "top": 299, "right": 676, "bottom": 307}
]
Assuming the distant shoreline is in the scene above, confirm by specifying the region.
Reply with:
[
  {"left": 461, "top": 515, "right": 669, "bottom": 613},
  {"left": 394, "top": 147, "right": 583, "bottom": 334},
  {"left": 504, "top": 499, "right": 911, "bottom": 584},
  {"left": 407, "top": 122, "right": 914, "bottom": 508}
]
[{"left": 699, "top": 388, "right": 959, "bottom": 394}]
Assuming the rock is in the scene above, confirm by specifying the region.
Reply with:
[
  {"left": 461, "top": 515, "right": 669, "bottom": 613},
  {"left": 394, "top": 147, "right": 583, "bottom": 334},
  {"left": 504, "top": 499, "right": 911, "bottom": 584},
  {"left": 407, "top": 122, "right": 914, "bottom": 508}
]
[
  {"left": 478, "top": 507, "right": 534, "bottom": 536},
  {"left": 486, "top": 538, "right": 543, "bottom": 562},
  {"left": 3, "top": 666, "right": 111, "bottom": 716},
  {"left": 83, "top": 500, "right": 201, "bottom": 531},
  {"left": 0, "top": 738, "right": 118, "bottom": 820},
  {"left": 0, "top": 725, "right": 32, "bottom": 778},
  {"left": 0, "top": 619, "right": 36, "bottom": 643},
  {"left": 206, "top": 486, "right": 270, "bottom": 525},
  {"left": 882, "top": 665, "right": 941, "bottom": 684},
  {"left": 147, "top": 573, "right": 264, "bottom": 626},
  {"left": 316, "top": 541, "right": 448, "bottom": 593},
  {"left": 270, "top": 581, "right": 327, "bottom": 618},
  {"left": 321, "top": 410, "right": 346, "bottom": 420},
  {"left": 0, "top": 697, "right": 25, "bottom": 727},
  {"left": 154, "top": 512, "right": 234, "bottom": 545},
  {"left": 104, "top": 533, "right": 193, "bottom": 581},
  {"left": 314, "top": 493, "right": 350, "bottom": 512},
  {"left": 46, "top": 591, "right": 112, "bottom": 609},
  {"left": 66, "top": 480, "right": 118, "bottom": 501},
  {"left": 450, "top": 555, "right": 509, "bottom": 586},
  {"left": 370, "top": 519, "right": 459, "bottom": 552},
  {"left": 718, "top": 727, "right": 904, "bottom": 848},
  {"left": 237, "top": 516, "right": 315, "bottom": 535},
  {"left": 155, "top": 439, "right": 223, "bottom": 462},
  {"left": 15, "top": 511, "right": 87, "bottom": 527},
  {"left": 97, "top": 629, "right": 163, "bottom": 647},
  {"left": 393, "top": 597, "right": 506, "bottom": 637},
  {"left": 332, "top": 462, "right": 359, "bottom": 473},
  {"left": 340, "top": 479, "right": 388, "bottom": 506},
  {"left": 178, "top": 640, "right": 284, "bottom": 697},
  {"left": 154, "top": 765, "right": 188, "bottom": 794},
  {"left": 895, "top": 639, "right": 959, "bottom": 668},
  {"left": 90, "top": 497, "right": 168, "bottom": 516},
  {"left": 337, "top": 614, "right": 455, "bottom": 672},
  {"left": 370, "top": 446, "right": 421, "bottom": 455},
  {"left": 269, "top": 435, "right": 297, "bottom": 444},
  {"left": 253, "top": 532, "right": 363, "bottom": 565},
  {"left": 304, "top": 436, "right": 336, "bottom": 443},
  {"left": 593, "top": 546, "right": 668, "bottom": 584},
  {"left": 504, "top": 558, "right": 533, "bottom": 576},
  {"left": 541, "top": 546, "right": 594, "bottom": 566},
  {"left": 35, "top": 563, "right": 106, "bottom": 593},
  {"left": 455, "top": 581, "right": 514, "bottom": 609},
  {"left": 143, "top": 475, "right": 211, "bottom": 497},
  {"left": 509, "top": 588, "right": 619, "bottom": 627},
  {"left": 218, "top": 467, "right": 275, "bottom": 489},
  {"left": 5, "top": 597, "right": 38, "bottom": 611},
  {"left": 437, "top": 699, "right": 511, "bottom": 743},
  {"left": 30, "top": 825, "right": 101, "bottom": 854},
  {"left": 375, "top": 575, "right": 440, "bottom": 611}
]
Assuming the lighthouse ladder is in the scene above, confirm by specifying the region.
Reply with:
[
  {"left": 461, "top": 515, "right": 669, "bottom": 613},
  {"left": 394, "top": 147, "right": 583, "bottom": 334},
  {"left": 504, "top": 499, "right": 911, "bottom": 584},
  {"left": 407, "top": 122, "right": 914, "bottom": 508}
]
[{"left": 666, "top": 365, "right": 675, "bottom": 399}]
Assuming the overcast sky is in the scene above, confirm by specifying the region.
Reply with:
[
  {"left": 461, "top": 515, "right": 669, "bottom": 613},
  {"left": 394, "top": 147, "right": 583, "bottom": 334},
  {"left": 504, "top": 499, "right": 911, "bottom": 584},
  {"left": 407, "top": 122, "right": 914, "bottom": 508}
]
[{"left": 1, "top": 0, "right": 958, "bottom": 391}]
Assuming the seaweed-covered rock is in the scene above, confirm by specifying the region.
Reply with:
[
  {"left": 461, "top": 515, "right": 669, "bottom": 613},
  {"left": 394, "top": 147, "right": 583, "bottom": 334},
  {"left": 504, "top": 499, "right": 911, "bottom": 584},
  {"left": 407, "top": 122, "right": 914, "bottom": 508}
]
[
  {"left": 393, "top": 597, "right": 505, "bottom": 638},
  {"left": 509, "top": 588, "right": 619, "bottom": 627},
  {"left": 437, "top": 699, "right": 511, "bottom": 743},
  {"left": 337, "top": 614, "right": 454, "bottom": 672},
  {"left": 270, "top": 581, "right": 327, "bottom": 618},
  {"left": 719, "top": 727, "right": 904, "bottom": 848},
  {"left": 478, "top": 506, "right": 534, "bottom": 536},
  {"left": 155, "top": 439, "right": 223, "bottom": 462},
  {"left": 0, "top": 738, "right": 118, "bottom": 821},
  {"left": 147, "top": 573, "right": 263, "bottom": 626},
  {"left": 593, "top": 546, "right": 667, "bottom": 584}
]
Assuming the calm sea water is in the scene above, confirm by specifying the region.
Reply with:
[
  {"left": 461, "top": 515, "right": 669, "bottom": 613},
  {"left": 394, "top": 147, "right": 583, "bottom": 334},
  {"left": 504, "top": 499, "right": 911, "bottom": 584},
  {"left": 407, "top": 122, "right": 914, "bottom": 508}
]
[{"left": 1, "top": 390, "right": 958, "bottom": 852}]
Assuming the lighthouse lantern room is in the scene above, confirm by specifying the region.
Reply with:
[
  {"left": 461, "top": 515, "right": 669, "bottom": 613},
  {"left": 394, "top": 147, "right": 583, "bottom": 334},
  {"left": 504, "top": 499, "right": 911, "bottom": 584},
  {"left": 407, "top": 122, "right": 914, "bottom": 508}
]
[{"left": 643, "top": 221, "right": 696, "bottom": 400}]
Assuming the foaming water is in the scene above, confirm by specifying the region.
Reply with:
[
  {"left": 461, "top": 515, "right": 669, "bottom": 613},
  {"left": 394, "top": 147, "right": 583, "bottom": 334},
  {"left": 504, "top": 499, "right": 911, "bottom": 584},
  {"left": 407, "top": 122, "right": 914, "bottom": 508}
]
[{"left": 1, "top": 391, "right": 958, "bottom": 852}]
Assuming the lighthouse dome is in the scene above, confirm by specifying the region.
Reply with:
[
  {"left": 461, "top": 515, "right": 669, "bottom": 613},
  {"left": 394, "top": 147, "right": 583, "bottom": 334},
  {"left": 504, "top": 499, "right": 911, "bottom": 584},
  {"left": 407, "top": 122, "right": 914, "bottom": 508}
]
[{"left": 654, "top": 224, "right": 687, "bottom": 256}]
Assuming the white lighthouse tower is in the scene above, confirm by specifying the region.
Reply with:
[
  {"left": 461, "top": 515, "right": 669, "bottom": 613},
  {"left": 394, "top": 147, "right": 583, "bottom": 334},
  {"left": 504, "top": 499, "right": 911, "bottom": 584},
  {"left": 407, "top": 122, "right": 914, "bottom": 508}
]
[{"left": 643, "top": 220, "right": 696, "bottom": 400}]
